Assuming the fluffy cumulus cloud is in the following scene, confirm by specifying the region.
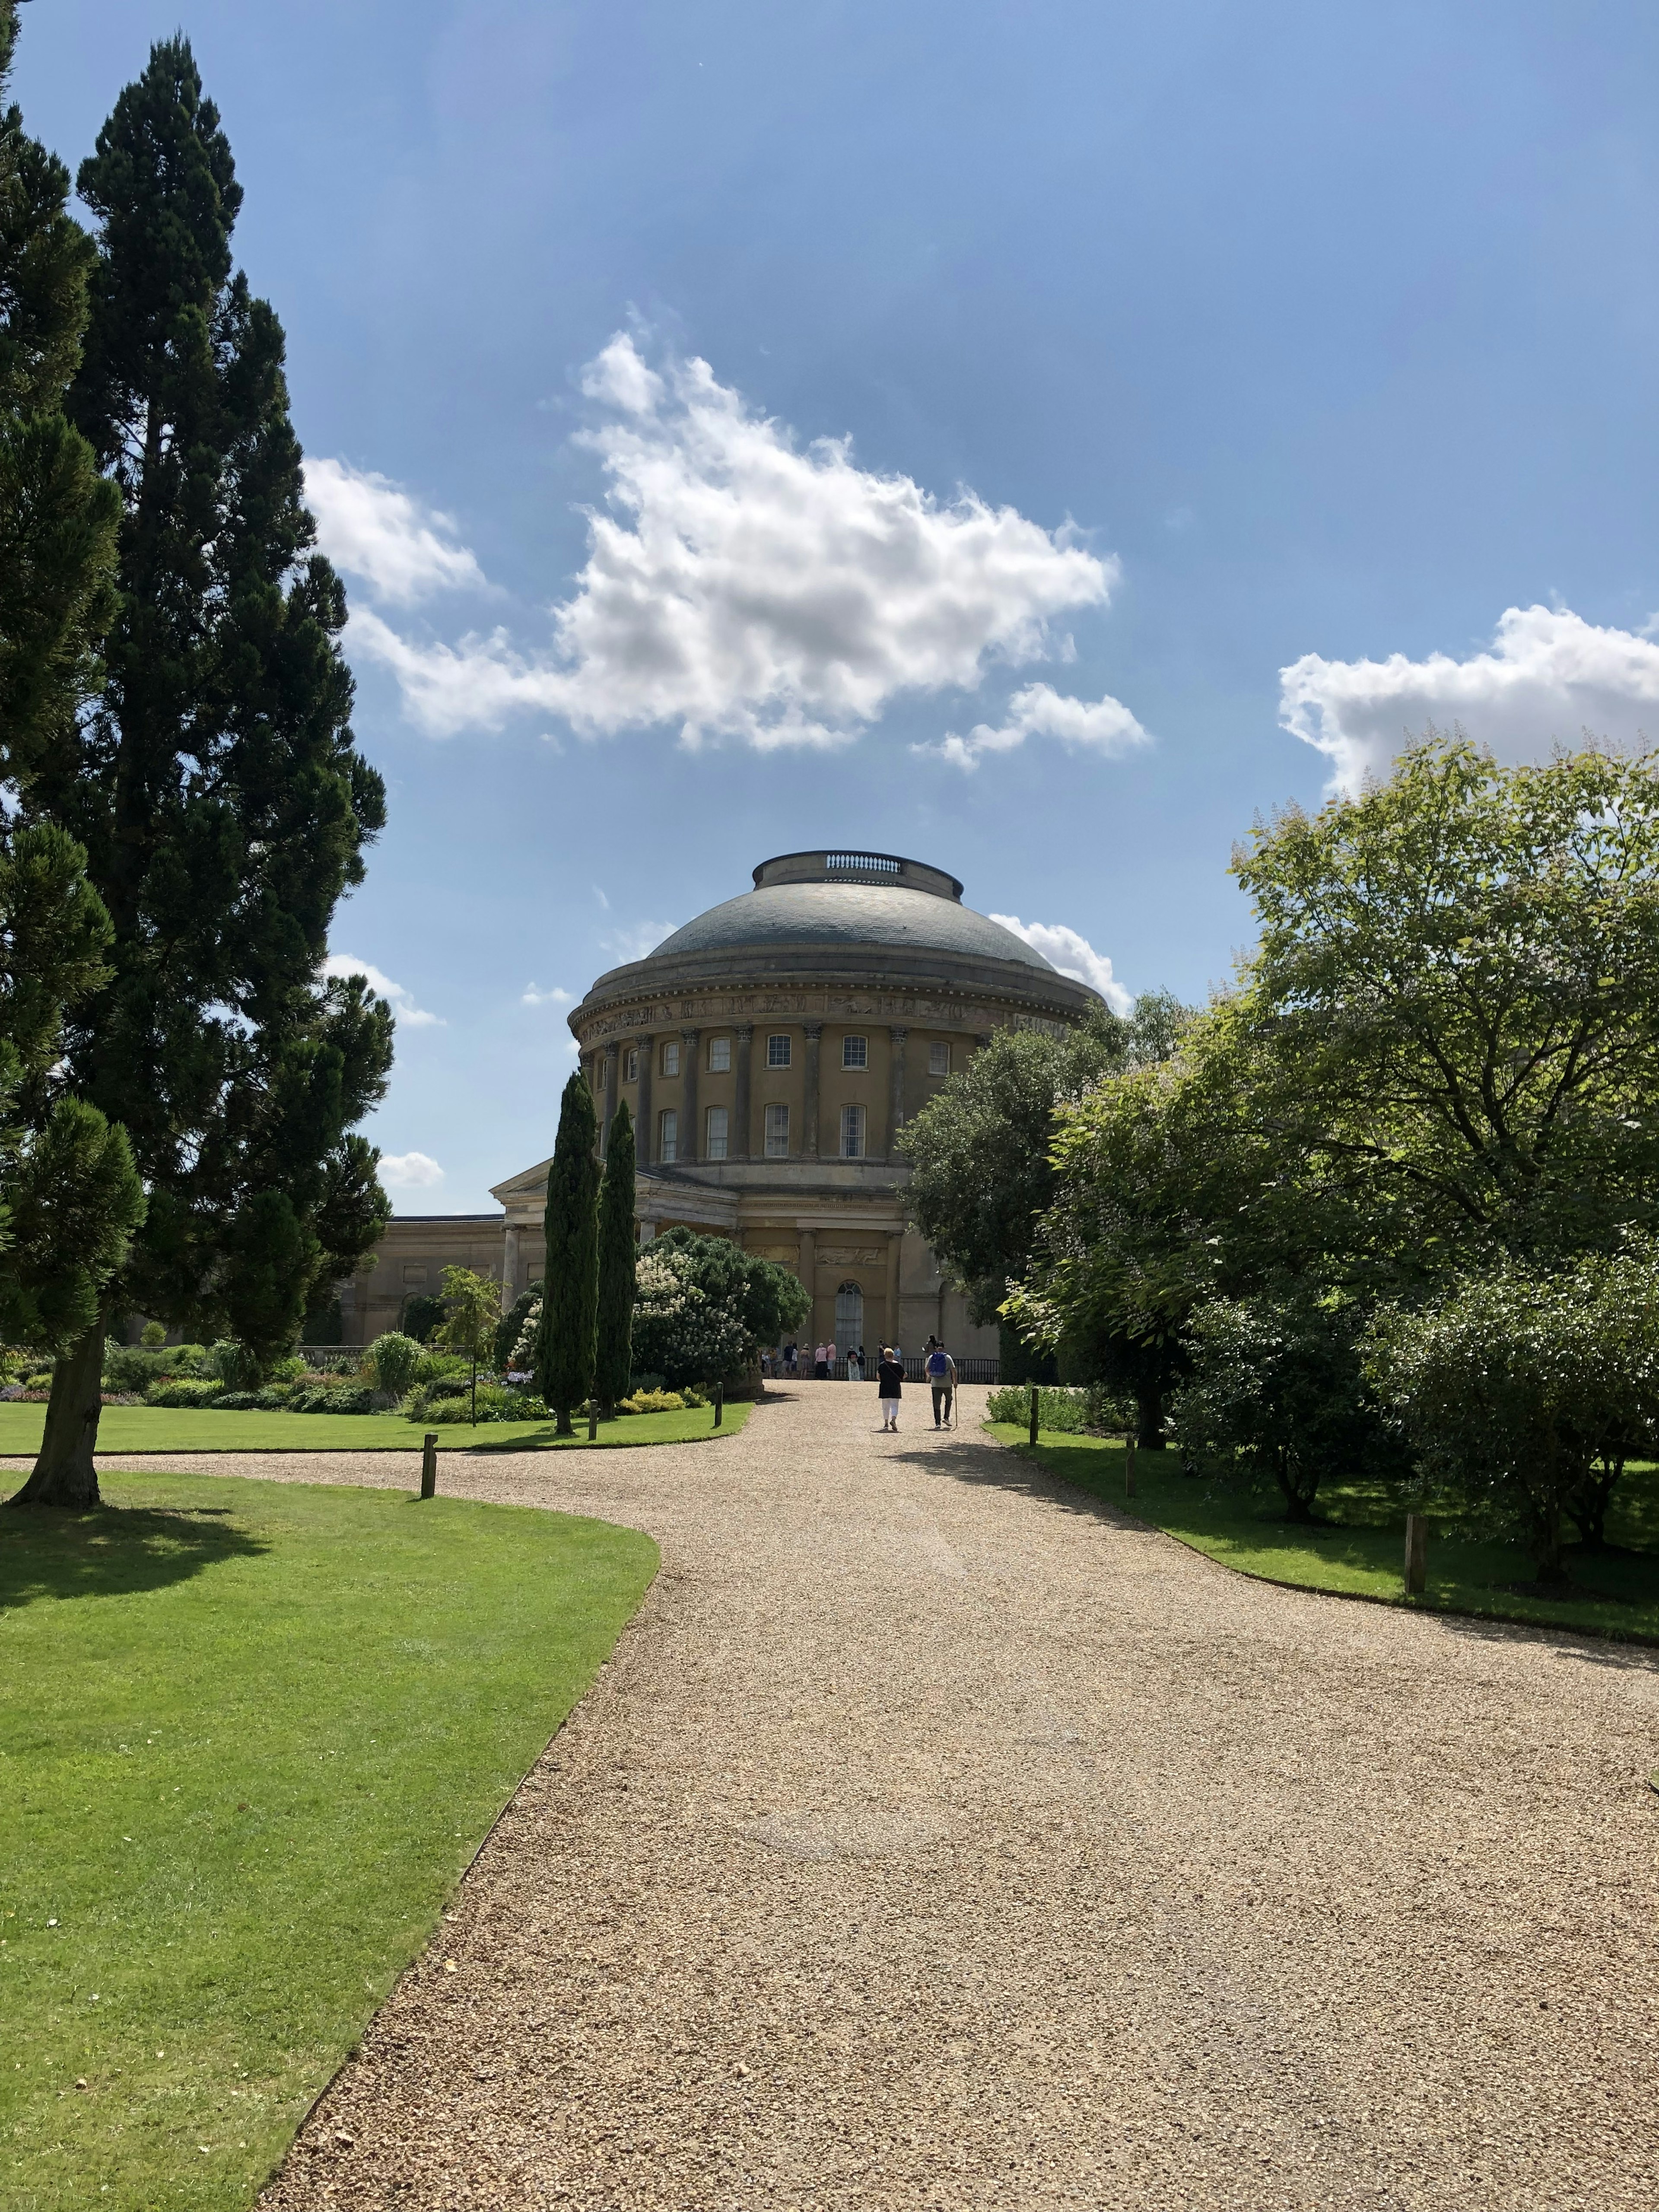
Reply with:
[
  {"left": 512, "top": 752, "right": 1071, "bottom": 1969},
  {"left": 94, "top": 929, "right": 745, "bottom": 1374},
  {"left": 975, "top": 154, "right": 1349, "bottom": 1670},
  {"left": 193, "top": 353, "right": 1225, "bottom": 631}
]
[
  {"left": 1280, "top": 605, "right": 1659, "bottom": 795},
  {"left": 378, "top": 1150, "right": 444, "bottom": 1190},
  {"left": 340, "top": 333, "right": 1129, "bottom": 755},
  {"left": 521, "top": 981, "right": 574, "bottom": 1006},
  {"left": 918, "top": 680, "right": 1149, "bottom": 771},
  {"left": 989, "top": 915, "right": 1132, "bottom": 1015},
  {"left": 304, "top": 458, "right": 487, "bottom": 605},
  {"left": 322, "top": 953, "right": 443, "bottom": 1028}
]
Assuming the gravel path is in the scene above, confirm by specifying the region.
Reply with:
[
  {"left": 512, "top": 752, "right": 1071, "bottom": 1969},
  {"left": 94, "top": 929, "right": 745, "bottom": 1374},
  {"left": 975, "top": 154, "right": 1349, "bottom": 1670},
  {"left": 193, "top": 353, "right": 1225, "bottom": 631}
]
[{"left": 38, "top": 1386, "right": 1659, "bottom": 2206}]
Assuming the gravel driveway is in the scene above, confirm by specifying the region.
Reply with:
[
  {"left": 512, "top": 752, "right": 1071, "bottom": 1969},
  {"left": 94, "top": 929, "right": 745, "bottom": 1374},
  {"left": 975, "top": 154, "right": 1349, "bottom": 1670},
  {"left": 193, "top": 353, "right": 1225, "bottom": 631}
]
[{"left": 50, "top": 1384, "right": 1659, "bottom": 2206}]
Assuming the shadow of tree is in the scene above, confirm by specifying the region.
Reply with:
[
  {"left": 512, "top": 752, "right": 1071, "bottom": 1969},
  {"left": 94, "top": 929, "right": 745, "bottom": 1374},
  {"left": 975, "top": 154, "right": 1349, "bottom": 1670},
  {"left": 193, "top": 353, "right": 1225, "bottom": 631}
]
[{"left": 0, "top": 1503, "right": 269, "bottom": 1611}]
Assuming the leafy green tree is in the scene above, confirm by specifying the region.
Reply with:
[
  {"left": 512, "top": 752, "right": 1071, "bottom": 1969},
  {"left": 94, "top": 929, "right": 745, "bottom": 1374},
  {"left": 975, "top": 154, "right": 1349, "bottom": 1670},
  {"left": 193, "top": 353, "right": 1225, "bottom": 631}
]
[
  {"left": 364, "top": 1330, "right": 422, "bottom": 1402},
  {"left": 402, "top": 1292, "right": 447, "bottom": 1345},
  {"left": 1363, "top": 1246, "right": 1659, "bottom": 1584},
  {"left": 1171, "top": 1285, "right": 1401, "bottom": 1522},
  {"left": 594, "top": 1100, "right": 636, "bottom": 1415},
  {"left": 12, "top": 40, "right": 393, "bottom": 1506},
  {"left": 898, "top": 1001, "right": 1180, "bottom": 1362},
  {"left": 631, "top": 1227, "right": 808, "bottom": 1390},
  {"left": 1235, "top": 735, "right": 1659, "bottom": 1270},
  {"left": 537, "top": 1070, "right": 600, "bottom": 1434},
  {"left": 434, "top": 1265, "right": 502, "bottom": 1428}
]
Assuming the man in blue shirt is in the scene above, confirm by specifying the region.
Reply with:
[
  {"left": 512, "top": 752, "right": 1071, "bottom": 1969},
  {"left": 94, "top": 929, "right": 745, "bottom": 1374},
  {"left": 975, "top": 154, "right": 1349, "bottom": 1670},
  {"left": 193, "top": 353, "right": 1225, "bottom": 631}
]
[{"left": 925, "top": 1338, "right": 957, "bottom": 1428}]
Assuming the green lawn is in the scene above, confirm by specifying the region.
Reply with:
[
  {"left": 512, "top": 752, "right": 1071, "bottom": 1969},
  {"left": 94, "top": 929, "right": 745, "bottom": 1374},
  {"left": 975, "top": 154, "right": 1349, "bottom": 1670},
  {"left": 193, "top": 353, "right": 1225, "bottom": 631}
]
[
  {"left": 0, "top": 1396, "right": 752, "bottom": 1457},
  {"left": 986, "top": 1424, "right": 1659, "bottom": 1642},
  {"left": 0, "top": 1472, "right": 658, "bottom": 2209}
]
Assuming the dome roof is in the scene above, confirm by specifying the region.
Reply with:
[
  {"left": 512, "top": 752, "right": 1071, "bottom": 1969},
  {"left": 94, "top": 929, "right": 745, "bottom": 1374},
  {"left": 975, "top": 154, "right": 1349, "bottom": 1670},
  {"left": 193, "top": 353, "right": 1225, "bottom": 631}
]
[
  {"left": 635, "top": 849, "right": 1061, "bottom": 977},
  {"left": 649, "top": 879, "right": 1058, "bottom": 973}
]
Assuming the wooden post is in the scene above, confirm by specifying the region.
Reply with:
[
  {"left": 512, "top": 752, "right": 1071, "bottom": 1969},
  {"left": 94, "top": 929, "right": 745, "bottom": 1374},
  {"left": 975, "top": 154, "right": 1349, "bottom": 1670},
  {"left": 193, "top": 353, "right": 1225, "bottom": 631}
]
[
  {"left": 1028, "top": 1386, "right": 1039, "bottom": 1446},
  {"left": 420, "top": 1433, "right": 437, "bottom": 1499},
  {"left": 1404, "top": 1512, "right": 1427, "bottom": 1596},
  {"left": 714, "top": 1382, "right": 724, "bottom": 1428},
  {"left": 588, "top": 1399, "right": 598, "bottom": 1441},
  {"left": 1125, "top": 1438, "right": 1136, "bottom": 1498}
]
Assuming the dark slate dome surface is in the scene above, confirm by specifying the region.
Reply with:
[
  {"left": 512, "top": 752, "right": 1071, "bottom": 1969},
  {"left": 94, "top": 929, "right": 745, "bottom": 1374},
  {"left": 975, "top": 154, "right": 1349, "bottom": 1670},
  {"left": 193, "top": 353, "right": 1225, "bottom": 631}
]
[{"left": 646, "top": 880, "right": 1059, "bottom": 974}]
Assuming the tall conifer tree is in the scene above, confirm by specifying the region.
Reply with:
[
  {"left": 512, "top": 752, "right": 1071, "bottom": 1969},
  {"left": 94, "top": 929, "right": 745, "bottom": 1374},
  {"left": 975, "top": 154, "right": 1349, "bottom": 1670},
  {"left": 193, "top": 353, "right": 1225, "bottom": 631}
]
[
  {"left": 594, "top": 1100, "right": 636, "bottom": 1415},
  {"left": 538, "top": 1070, "right": 600, "bottom": 1435},
  {"left": 12, "top": 39, "right": 392, "bottom": 1507},
  {"left": 0, "top": 0, "right": 146, "bottom": 1481}
]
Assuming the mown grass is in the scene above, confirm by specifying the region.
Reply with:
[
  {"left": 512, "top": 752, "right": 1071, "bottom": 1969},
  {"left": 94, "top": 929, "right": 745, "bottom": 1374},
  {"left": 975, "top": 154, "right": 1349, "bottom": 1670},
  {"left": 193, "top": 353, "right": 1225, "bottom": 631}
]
[
  {"left": 0, "top": 1396, "right": 752, "bottom": 1458},
  {"left": 986, "top": 1424, "right": 1659, "bottom": 1642},
  {"left": 0, "top": 1472, "right": 658, "bottom": 2209}
]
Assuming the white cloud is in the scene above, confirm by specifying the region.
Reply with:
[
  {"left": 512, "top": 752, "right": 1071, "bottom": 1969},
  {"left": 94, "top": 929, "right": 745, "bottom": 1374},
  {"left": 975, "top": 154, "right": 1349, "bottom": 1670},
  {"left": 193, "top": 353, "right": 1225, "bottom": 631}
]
[
  {"left": 521, "top": 981, "right": 573, "bottom": 1006},
  {"left": 1279, "top": 604, "right": 1659, "bottom": 795},
  {"left": 990, "top": 914, "right": 1133, "bottom": 1015},
  {"left": 350, "top": 332, "right": 1119, "bottom": 750},
  {"left": 601, "top": 920, "right": 679, "bottom": 965},
  {"left": 305, "top": 457, "right": 487, "bottom": 606},
  {"left": 918, "top": 681, "right": 1150, "bottom": 772},
  {"left": 323, "top": 953, "right": 444, "bottom": 1028},
  {"left": 378, "top": 1150, "right": 444, "bottom": 1190}
]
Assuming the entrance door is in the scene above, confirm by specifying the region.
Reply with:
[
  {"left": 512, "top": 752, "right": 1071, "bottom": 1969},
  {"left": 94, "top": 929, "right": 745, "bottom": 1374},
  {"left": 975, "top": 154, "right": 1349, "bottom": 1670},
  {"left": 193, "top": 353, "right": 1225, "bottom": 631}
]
[{"left": 835, "top": 1281, "right": 864, "bottom": 1350}]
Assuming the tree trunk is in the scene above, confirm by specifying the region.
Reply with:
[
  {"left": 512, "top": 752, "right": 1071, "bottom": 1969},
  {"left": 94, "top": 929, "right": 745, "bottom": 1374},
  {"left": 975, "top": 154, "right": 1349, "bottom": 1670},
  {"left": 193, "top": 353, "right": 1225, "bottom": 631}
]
[
  {"left": 554, "top": 1406, "right": 573, "bottom": 1438},
  {"left": 1531, "top": 1496, "right": 1569, "bottom": 1588},
  {"left": 7, "top": 1321, "right": 106, "bottom": 1509}
]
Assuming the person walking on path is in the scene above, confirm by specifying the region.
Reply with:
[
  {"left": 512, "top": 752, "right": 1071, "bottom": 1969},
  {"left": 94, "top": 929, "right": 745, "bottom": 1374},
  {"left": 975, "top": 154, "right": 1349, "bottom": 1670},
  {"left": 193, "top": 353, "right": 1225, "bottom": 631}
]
[
  {"left": 814, "top": 1342, "right": 828, "bottom": 1379},
  {"left": 925, "top": 1338, "right": 957, "bottom": 1427},
  {"left": 826, "top": 1339, "right": 838, "bottom": 1378},
  {"left": 877, "top": 1345, "right": 904, "bottom": 1431},
  {"left": 846, "top": 1345, "right": 863, "bottom": 1382},
  {"left": 783, "top": 1341, "right": 798, "bottom": 1377}
]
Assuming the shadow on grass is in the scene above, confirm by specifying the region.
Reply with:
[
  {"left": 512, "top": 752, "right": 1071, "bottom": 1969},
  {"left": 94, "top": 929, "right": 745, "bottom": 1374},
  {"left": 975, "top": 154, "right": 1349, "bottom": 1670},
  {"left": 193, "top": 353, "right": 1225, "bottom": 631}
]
[{"left": 0, "top": 1502, "right": 269, "bottom": 1611}]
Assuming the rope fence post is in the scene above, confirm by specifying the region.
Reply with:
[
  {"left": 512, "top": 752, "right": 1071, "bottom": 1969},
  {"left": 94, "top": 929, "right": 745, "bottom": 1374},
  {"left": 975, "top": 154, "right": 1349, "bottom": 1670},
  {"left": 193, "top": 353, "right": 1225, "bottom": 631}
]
[
  {"left": 714, "top": 1382, "right": 724, "bottom": 1428},
  {"left": 420, "top": 1433, "right": 437, "bottom": 1499},
  {"left": 1125, "top": 1437, "right": 1136, "bottom": 1498},
  {"left": 1028, "top": 1387, "right": 1039, "bottom": 1446},
  {"left": 588, "top": 1400, "right": 598, "bottom": 1441}
]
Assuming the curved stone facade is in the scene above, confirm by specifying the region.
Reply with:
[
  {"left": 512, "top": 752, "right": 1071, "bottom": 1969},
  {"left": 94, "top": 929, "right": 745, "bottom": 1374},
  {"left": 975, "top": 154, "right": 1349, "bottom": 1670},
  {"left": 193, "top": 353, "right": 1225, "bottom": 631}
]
[{"left": 349, "top": 851, "right": 1099, "bottom": 1365}]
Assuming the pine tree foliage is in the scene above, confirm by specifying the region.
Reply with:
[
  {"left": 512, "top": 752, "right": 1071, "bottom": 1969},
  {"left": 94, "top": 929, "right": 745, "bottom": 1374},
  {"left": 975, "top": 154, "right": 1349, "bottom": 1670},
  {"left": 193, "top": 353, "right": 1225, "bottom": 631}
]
[
  {"left": 594, "top": 1100, "right": 636, "bottom": 1413},
  {"left": 11, "top": 38, "right": 392, "bottom": 1505},
  {"left": 537, "top": 1070, "right": 600, "bottom": 1434}
]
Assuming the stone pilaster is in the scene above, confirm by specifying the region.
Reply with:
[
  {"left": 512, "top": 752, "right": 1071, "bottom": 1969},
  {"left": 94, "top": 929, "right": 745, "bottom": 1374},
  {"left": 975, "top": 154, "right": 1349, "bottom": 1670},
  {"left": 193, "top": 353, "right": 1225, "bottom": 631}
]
[
  {"left": 803, "top": 1022, "right": 822, "bottom": 1160},
  {"left": 501, "top": 1224, "right": 519, "bottom": 1312},
  {"left": 680, "top": 1028, "right": 700, "bottom": 1164},
  {"left": 636, "top": 1033, "right": 653, "bottom": 1168},
  {"left": 733, "top": 1023, "right": 753, "bottom": 1161},
  {"left": 887, "top": 1025, "right": 908, "bottom": 1159},
  {"left": 798, "top": 1226, "right": 817, "bottom": 1341},
  {"left": 602, "top": 1040, "right": 620, "bottom": 1154}
]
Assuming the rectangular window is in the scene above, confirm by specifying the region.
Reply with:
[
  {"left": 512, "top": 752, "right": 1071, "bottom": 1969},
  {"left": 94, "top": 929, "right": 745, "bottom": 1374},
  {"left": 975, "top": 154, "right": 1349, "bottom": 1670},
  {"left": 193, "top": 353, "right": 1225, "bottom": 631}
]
[
  {"left": 767, "top": 1033, "right": 792, "bottom": 1067},
  {"left": 662, "top": 1040, "right": 680, "bottom": 1077},
  {"left": 658, "top": 1109, "right": 678, "bottom": 1163},
  {"left": 842, "top": 1034, "right": 868, "bottom": 1069},
  {"left": 625, "top": 1047, "right": 639, "bottom": 1082},
  {"left": 708, "top": 1036, "right": 731, "bottom": 1073},
  {"left": 764, "top": 1103, "right": 789, "bottom": 1157},
  {"left": 705, "top": 1105, "right": 728, "bottom": 1160},
  {"left": 840, "top": 1103, "right": 866, "bottom": 1158},
  {"left": 929, "top": 1040, "right": 950, "bottom": 1077}
]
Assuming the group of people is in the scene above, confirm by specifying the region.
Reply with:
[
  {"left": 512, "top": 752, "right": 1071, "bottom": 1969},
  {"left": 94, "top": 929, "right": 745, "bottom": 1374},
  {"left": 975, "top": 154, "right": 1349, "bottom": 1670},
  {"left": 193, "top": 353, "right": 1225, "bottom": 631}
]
[{"left": 762, "top": 1335, "right": 957, "bottom": 1431}]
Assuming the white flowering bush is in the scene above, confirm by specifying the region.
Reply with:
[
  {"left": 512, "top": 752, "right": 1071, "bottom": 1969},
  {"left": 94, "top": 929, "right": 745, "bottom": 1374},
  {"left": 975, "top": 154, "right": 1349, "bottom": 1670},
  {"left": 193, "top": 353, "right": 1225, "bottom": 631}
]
[{"left": 631, "top": 1247, "right": 748, "bottom": 1389}]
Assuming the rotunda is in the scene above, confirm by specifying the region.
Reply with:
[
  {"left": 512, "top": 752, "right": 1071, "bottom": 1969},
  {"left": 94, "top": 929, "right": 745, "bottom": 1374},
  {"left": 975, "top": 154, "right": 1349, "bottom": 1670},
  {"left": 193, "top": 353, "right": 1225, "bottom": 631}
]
[{"left": 493, "top": 849, "right": 1100, "bottom": 1363}]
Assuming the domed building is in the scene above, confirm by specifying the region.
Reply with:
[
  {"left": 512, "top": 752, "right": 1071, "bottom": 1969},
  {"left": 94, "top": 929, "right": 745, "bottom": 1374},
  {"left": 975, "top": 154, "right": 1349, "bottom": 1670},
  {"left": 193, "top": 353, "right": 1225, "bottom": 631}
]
[{"left": 347, "top": 852, "right": 1101, "bottom": 1367}]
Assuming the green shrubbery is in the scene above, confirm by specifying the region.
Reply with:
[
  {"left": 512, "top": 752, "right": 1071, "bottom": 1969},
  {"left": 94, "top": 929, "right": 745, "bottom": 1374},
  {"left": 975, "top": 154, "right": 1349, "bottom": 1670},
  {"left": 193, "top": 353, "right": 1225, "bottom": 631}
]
[{"left": 985, "top": 1382, "right": 1133, "bottom": 1432}]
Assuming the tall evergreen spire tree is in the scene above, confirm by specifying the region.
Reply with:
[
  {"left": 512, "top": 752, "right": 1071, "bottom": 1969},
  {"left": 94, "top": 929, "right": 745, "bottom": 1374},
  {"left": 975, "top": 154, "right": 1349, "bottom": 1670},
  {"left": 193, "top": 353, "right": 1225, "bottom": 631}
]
[
  {"left": 11, "top": 39, "right": 392, "bottom": 1507},
  {"left": 594, "top": 1100, "right": 636, "bottom": 1416},
  {"left": 537, "top": 1070, "right": 600, "bottom": 1436},
  {"left": 0, "top": 0, "right": 146, "bottom": 1473}
]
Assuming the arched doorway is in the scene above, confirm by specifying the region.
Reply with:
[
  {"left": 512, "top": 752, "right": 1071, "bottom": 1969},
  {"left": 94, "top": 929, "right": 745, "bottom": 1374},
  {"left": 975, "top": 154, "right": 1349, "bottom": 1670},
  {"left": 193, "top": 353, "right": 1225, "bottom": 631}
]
[{"left": 835, "top": 1280, "right": 864, "bottom": 1352}]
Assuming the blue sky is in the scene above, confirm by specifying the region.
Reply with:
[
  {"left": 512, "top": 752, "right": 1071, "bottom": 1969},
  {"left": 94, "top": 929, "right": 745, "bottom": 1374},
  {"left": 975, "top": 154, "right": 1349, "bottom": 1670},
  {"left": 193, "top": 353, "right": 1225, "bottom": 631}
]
[{"left": 20, "top": 0, "right": 1659, "bottom": 1207}]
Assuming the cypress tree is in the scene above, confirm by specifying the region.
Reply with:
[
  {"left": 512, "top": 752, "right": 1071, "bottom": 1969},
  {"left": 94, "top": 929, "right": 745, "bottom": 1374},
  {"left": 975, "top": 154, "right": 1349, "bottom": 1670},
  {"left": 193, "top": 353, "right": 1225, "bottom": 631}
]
[
  {"left": 594, "top": 1100, "right": 636, "bottom": 1415},
  {"left": 11, "top": 40, "right": 392, "bottom": 1508},
  {"left": 537, "top": 1069, "right": 600, "bottom": 1435},
  {"left": 0, "top": 0, "right": 146, "bottom": 1461}
]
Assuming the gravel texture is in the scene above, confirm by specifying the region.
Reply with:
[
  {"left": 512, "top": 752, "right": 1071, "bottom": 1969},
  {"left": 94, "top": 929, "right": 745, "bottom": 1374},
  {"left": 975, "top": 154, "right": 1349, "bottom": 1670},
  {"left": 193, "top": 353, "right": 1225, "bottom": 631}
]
[{"left": 24, "top": 1386, "right": 1659, "bottom": 2206}]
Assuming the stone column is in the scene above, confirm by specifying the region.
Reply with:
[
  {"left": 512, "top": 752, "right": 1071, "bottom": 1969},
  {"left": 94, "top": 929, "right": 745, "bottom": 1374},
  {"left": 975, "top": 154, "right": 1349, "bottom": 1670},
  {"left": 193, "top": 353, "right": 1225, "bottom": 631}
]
[
  {"left": 636, "top": 1033, "right": 653, "bottom": 1168},
  {"left": 501, "top": 1224, "right": 520, "bottom": 1313},
  {"left": 797, "top": 1226, "right": 816, "bottom": 1342},
  {"left": 733, "top": 1023, "right": 753, "bottom": 1161},
  {"left": 803, "top": 1022, "right": 823, "bottom": 1160},
  {"left": 887, "top": 1025, "right": 908, "bottom": 1159},
  {"left": 602, "top": 1040, "right": 620, "bottom": 1154},
  {"left": 885, "top": 1230, "right": 903, "bottom": 1354},
  {"left": 680, "top": 1028, "right": 700, "bottom": 1164}
]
